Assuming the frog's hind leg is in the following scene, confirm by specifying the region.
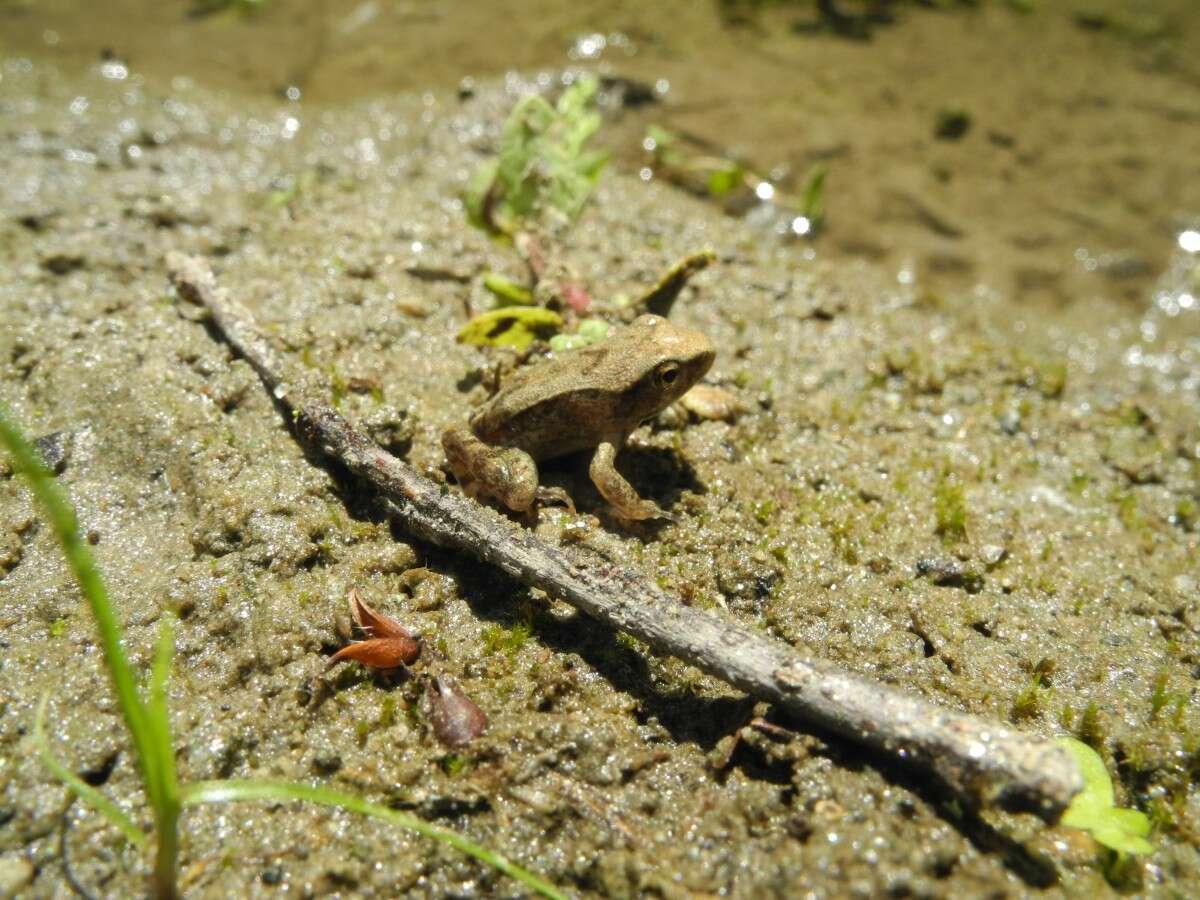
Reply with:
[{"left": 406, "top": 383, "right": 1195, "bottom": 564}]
[
  {"left": 442, "top": 425, "right": 540, "bottom": 513},
  {"left": 588, "top": 440, "right": 674, "bottom": 522}
]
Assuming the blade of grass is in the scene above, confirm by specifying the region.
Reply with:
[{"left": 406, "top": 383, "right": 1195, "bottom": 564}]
[
  {"left": 181, "top": 779, "right": 568, "bottom": 900},
  {"left": 146, "top": 618, "right": 180, "bottom": 807},
  {"left": 33, "top": 695, "right": 149, "bottom": 848},
  {"left": 0, "top": 413, "right": 163, "bottom": 810},
  {"left": 2, "top": 411, "right": 179, "bottom": 897},
  {"left": 147, "top": 618, "right": 182, "bottom": 898}
]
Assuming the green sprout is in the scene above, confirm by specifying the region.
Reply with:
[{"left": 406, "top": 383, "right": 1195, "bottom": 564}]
[
  {"left": 1, "top": 412, "right": 565, "bottom": 900},
  {"left": 465, "top": 75, "right": 608, "bottom": 235},
  {"left": 799, "top": 164, "right": 827, "bottom": 233},
  {"left": 1056, "top": 736, "right": 1153, "bottom": 857}
]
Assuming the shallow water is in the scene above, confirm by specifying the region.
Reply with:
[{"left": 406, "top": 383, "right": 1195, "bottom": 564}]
[
  {"left": 5, "top": 0, "right": 1200, "bottom": 306},
  {"left": 1, "top": 2, "right": 1198, "bottom": 897}
]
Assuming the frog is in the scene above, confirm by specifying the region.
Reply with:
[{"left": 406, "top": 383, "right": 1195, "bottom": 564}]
[{"left": 442, "top": 314, "right": 716, "bottom": 521}]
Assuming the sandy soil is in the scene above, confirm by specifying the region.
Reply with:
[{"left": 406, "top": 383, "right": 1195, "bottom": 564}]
[{"left": 0, "top": 3, "right": 1198, "bottom": 898}]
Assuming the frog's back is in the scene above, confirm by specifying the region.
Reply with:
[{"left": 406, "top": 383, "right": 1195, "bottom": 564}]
[
  {"left": 469, "top": 345, "right": 629, "bottom": 460},
  {"left": 465, "top": 314, "right": 715, "bottom": 462}
]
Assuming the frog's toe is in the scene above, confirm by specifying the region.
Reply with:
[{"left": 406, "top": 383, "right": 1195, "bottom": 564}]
[
  {"left": 535, "top": 485, "right": 576, "bottom": 513},
  {"left": 613, "top": 498, "right": 674, "bottom": 522}
]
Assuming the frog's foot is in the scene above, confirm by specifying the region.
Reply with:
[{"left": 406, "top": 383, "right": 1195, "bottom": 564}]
[
  {"left": 535, "top": 485, "right": 576, "bottom": 513},
  {"left": 442, "top": 425, "right": 539, "bottom": 513},
  {"left": 588, "top": 441, "right": 675, "bottom": 523}
]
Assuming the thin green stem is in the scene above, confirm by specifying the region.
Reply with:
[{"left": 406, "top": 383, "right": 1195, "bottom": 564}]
[
  {"left": 181, "top": 780, "right": 569, "bottom": 900},
  {"left": 148, "top": 620, "right": 182, "bottom": 899}
]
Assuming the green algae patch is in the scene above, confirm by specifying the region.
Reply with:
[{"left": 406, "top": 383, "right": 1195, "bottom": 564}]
[{"left": 934, "top": 477, "right": 968, "bottom": 545}]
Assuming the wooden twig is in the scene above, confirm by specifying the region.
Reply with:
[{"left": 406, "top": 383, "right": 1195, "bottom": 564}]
[{"left": 166, "top": 252, "right": 1081, "bottom": 821}]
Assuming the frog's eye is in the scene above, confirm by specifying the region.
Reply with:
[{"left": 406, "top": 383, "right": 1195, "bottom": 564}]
[{"left": 654, "top": 361, "right": 680, "bottom": 389}]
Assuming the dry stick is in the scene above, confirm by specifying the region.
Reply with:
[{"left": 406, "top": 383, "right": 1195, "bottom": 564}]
[{"left": 166, "top": 252, "right": 1081, "bottom": 821}]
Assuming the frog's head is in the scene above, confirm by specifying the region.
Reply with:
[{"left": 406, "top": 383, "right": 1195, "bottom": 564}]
[{"left": 624, "top": 314, "right": 716, "bottom": 422}]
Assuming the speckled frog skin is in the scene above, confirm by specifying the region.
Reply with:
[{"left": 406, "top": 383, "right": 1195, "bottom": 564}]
[{"left": 443, "top": 314, "right": 715, "bottom": 520}]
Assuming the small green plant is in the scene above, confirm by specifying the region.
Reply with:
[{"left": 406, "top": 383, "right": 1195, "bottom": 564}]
[
  {"left": 1078, "top": 700, "right": 1106, "bottom": 748},
  {"left": 1056, "top": 736, "right": 1153, "bottom": 856},
  {"left": 0, "top": 413, "right": 564, "bottom": 900},
  {"left": 934, "top": 476, "right": 968, "bottom": 544},
  {"left": 465, "top": 75, "right": 608, "bottom": 235},
  {"left": 799, "top": 163, "right": 827, "bottom": 233},
  {"left": 1009, "top": 672, "right": 1047, "bottom": 721}
]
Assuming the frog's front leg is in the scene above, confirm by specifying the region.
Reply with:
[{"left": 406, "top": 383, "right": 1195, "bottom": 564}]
[
  {"left": 588, "top": 440, "right": 673, "bottom": 522},
  {"left": 442, "top": 426, "right": 574, "bottom": 515}
]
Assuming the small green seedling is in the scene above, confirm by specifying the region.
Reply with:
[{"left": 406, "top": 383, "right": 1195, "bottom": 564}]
[
  {"left": 799, "top": 164, "right": 827, "bottom": 233},
  {"left": 1056, "top": 736, "right": 1153, "bottom": 856},
  {"left": 465, "top": 75, "right": 608, "bottom": 235}
]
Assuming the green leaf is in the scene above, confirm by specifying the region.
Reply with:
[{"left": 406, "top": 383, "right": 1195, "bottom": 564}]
[
  {"left": 801, "top": 164, "right": 827, "bottom": 229},
  {"left": 482, "top": 272, "right": 534, "bottom": 306},
  {"left": 1056, "top": 736, "right": 1153, "bottom": 856},
  {"left": 547, "top": 318, "right": 610, "bottom": 352},
  {"left": 1058, "top": 735, "right": 1114, "bottom": 812},
  {"left": 0, "top": 412, "right": 159, "bottom": 807},
  {"left": 706, "top": 163, "right": 744, "bottom": 198},
  {"left": 457, "top": 307, "right": 562, "bottom": 349},
  {"left": 1091, "top": 820, "right": 1154, "bottom": 856},
  {"left": 463, "top": 159, "right": 499, "bottom": 232}
]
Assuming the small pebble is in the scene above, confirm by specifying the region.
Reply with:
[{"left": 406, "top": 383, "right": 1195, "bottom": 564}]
[
  {"left": 980, "top": 544, "right": 1008, "bottom": 566},
  {"left": 0, "top": 855, "right": 34, "bottom": 897}
]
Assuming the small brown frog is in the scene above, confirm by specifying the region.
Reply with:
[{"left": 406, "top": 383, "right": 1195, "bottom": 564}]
[{"left": 443, "top": 314, "right": 715, "bottom": 521}]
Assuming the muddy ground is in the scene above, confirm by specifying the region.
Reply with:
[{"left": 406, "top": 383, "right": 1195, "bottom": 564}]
[{"left": 1, "top": 2, "right": 1199, "bottom": 898}]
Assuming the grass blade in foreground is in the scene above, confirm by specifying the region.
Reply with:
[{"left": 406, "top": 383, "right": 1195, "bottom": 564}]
[
  {"left": 3, "top": 410, "right": 566, "bottom": 899},
  {"left": 181, "top": 780, "right": 569, "bottom": 900},
  {"left": 0, "top": 414, "right": 158, "bottom": 794}
]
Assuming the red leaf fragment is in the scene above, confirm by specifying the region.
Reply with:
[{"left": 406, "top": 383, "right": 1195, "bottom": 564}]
[
  {"left": 325, "top": 588, "right": 421, "bottom": 671},
  {"left": 424, "top": 675, "right": 488, "bottom": 748},
  {"left": 349, "top": 587, "right": 413, "bottom": 640},
  {"left": 559, "top": 280, "right": 591, "bottom": 313},
  {"left": 326, "top": 637, "right": 420, "bottom": 672}
]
